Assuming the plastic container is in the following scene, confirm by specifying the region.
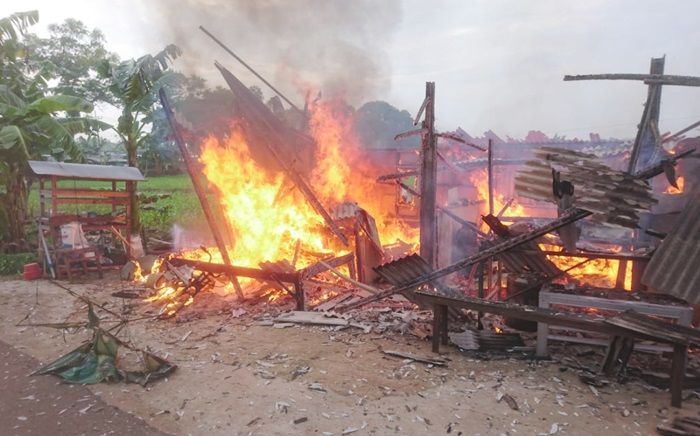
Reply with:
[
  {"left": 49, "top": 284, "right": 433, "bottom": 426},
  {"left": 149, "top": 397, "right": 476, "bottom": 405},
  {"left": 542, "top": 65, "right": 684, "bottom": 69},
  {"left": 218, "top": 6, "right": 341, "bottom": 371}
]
[{"left": 23, "top": 263, "right": 42, "bottom": 280}]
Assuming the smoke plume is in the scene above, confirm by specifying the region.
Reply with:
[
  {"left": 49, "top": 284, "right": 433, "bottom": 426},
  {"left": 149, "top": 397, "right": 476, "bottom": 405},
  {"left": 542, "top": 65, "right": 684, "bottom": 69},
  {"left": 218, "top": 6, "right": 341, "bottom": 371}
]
[{"left": 145, "top": 0, "right": 402, "bottom": 104}]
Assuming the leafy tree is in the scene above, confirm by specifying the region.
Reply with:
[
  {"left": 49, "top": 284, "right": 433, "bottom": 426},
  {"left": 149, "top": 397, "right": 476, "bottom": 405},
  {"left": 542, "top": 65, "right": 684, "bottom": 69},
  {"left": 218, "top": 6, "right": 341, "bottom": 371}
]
[
  {"left": 99, "top": 44, "right": 181, "bottom": 234},
  {"left": 0, "top": 11, "right": 109, "bottom": 246},
  {"left": 354, "top": 101, "right": 419, "bottom": 149},
  {"left": 25, "top": 18, "right": 119, "bottom": 106}
]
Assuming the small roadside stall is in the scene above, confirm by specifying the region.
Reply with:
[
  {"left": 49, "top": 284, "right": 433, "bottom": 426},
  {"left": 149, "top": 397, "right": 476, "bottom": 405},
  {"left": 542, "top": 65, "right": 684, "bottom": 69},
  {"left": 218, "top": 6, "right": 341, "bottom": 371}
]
[{"left": 27, "top": 160, "right": 145, "bottom": 279}]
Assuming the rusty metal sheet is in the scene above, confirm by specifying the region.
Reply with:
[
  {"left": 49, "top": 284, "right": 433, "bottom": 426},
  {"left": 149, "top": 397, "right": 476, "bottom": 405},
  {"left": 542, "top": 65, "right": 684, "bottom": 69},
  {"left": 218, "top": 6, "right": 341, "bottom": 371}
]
[
  {"left": 643, "top": 191, "right": 700, "bottom": 304},
  {"left": 27, "top": 160, "right": 145, "bottom": 181}
]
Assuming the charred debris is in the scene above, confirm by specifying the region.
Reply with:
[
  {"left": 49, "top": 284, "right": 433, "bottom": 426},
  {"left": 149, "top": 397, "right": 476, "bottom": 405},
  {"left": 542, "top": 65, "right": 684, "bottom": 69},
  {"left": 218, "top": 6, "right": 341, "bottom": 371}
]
[{"left": 36, "top": 28, "right": 700, "bottom": 415}]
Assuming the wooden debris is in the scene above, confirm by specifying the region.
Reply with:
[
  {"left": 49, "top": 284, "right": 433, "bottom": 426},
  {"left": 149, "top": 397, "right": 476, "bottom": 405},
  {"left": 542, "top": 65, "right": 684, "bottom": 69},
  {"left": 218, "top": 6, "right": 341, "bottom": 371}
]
[
  {"left": 273, "top": 311, "right": 370, "bottom": 332},
  {"left": 515, "top": 147, "right": 657, "bottom": 228},
  {"left": 382, "top": 350, "right": 447, "bottom": 366},
  {"left": 496, "top": 392, "right": 519, "bottom": 411},
  {"left": 449, "top": 330, "right": 524, "bottom": 351},
  {"left": 657, "top": 416, "right": 700, "bottom": 435}
]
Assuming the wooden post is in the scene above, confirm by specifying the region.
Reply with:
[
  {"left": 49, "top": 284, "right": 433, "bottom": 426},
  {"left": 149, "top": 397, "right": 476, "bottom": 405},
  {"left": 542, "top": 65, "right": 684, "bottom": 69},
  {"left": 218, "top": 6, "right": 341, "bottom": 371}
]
[
  {"left": 615, "top": 259, "right": 628, "bottom": 289},
  {"left": 671, "top": 343, "right": 687, "bottom": 408},
  {"left": 294, "top": 280, "right": 305, "bottom": 311},
  {"left": 629, "top": 57, "right": 665, "bottom": 174},
  {"left": 51, "top": 177, "right": 57, "bottom": 216},
  {"left": 487, "top": 138, "right": 494, "bottom": 216},
  {"left": 439, "top": 304, "right": 449, "bottom": 345},
  {"left": 432, "top": 303, "right": 443, "bottom": 353},
  {"left": 419, "top": 82, "right": 438, "bottom": 268},
  {"left": 159, "top": 89, "right": 245, "bottom": 300}
]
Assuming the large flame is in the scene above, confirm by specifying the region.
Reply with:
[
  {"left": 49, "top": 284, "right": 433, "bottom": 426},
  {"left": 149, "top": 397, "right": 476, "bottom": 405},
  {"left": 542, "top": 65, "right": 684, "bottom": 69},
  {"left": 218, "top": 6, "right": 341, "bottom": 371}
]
[
  {"left": 308, "top": 100, "right": 419, "bottom": 246},
  {"left": 539, "top": 244, "right": 632, "bottom": 290},
  {"left": 146, "top": 99, "right": 419, "bottom": 307},
  {"left": 200, "top": 129, "right": 330, "bottom": 268}
]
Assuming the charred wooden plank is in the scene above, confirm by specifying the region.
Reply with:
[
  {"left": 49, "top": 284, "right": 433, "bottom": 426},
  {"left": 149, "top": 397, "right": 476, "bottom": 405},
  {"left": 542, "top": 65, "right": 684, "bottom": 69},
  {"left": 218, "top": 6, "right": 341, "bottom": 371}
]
[
  {"left": 300, "top": 253, "right": 354, "bottom": 279},
  {"left": 169, "top": 258, "right": 300, "bottom": 283}
]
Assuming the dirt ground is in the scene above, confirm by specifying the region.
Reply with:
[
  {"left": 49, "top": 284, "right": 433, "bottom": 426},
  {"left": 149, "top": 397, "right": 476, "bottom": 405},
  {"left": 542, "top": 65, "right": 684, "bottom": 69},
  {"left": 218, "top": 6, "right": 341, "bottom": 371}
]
[{"left": 1, "top": 275, "right": 698, "bottom": 435}]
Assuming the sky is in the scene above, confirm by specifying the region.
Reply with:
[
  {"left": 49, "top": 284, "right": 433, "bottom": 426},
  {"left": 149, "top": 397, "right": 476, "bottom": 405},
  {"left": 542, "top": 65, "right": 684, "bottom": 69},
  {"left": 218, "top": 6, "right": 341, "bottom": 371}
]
[{"left": 3, "top": 0, "right": 700, "bottom": 140}]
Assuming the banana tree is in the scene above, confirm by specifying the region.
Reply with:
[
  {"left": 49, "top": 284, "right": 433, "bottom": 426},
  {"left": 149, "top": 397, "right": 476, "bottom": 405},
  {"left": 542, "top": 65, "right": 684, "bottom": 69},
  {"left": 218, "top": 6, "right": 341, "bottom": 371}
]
[
  {"left": 99, "top": 44, "right": 181, "bottom": 235},
  {"left": 0, "top": 10, "right": 109, "bottom": 247},
  {"left": 0, "top": 88, "right": 110, "bottom": 245}
]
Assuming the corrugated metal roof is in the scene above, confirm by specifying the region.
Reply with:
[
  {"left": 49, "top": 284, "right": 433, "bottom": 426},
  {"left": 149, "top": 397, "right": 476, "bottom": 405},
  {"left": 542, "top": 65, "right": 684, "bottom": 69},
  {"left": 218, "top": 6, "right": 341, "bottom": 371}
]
[
  {"left": 642, "top": 191, "right": 700, "bottom": 303},
  {"left": 374, "top": 254, "right": 463, "bottom": 302},
  {"left": 27, "top": 160, "right": 145, "bottom": 181},
  {"left": 374, "top": 254, "right": 432, "bottom": 286}
]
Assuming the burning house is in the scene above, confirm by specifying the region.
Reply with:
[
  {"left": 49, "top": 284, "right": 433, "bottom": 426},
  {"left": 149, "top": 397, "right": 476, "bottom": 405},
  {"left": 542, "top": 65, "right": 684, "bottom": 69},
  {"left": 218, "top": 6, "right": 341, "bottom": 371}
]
[{"left": 117, "top": 29, "right": 700, "bottom": 414}]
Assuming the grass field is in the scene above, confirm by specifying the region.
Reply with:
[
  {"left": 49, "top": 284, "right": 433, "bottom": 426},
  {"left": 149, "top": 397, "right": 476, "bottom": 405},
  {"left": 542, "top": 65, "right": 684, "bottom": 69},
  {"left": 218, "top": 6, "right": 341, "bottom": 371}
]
[{"left": 27, "top": 174, "right": 204, "bottom": 237}]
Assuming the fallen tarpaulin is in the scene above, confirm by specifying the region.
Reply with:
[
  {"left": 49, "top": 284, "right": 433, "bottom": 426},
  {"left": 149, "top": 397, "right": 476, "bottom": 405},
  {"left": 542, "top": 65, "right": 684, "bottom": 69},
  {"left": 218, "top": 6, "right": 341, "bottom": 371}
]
[
  {"left": 28, "top": 301, "right": 175, "bottom": 386},
  {"left": 33, "top": 328, "right": 176, "bottom": 385}
]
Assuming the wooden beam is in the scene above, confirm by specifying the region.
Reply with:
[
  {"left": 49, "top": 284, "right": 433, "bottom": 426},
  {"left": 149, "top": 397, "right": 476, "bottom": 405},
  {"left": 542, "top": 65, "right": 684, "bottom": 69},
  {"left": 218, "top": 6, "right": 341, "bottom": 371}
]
[
  {"left": 419, "top": 82, "right": 438, "bottom": 268},
  {"left": 169, "top": 258, "right": 300, "bottom": 283},
  {"left": 40, "top": 189, "right": 130, "bottom": 198},
  {"left": 564, "top": 73, "right": 700, "bottom": 87},
  {"left": 300, "top": 253, "right": 354, "bottom": 279}
]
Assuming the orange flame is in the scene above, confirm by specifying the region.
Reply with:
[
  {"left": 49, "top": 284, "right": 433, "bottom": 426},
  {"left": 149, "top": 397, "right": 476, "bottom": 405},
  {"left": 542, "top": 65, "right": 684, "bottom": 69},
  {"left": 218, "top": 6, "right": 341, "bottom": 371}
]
[
  {"left": 665, "top": 176, "right": 685, "bottom": 195},
  {"left": 144, "top": 99, "right": 419, "bottom": 308},
  {"left": 469, "top": 169, "right": 527, "bottom": 230},
  {"left": 539, "top": 243, "right": 632, "bottom": 290}
]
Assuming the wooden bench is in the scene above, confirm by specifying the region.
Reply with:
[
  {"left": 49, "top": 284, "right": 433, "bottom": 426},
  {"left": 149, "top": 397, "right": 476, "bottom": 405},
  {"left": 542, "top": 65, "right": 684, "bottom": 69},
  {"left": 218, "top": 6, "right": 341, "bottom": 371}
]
[{"left": 416, "top": 290, "right": 696, "bottom": 408}]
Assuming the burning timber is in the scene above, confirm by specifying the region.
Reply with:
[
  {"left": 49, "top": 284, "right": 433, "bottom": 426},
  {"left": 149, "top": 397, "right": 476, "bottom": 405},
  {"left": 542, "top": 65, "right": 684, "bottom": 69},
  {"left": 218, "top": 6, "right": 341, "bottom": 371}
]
[{"left": 29, "top": 46, "right": 700, "bottom": 429}]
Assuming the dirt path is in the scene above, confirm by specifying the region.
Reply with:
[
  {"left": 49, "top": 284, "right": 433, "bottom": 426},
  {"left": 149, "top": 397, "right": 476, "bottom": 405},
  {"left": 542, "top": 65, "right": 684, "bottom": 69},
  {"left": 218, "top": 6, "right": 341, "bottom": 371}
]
[
  {"left": 0, "top": 277, "right": 696, "bottom": 435},
  {"left": 0, "top": 339, "right": 169, "bottom": 436}
]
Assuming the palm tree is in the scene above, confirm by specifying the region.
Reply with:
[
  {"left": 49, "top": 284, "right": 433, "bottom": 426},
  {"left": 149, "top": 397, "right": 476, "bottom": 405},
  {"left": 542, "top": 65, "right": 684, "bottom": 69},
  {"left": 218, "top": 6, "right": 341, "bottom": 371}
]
[{"left": 99, "top": 44, "right": 181, "bottom": 235}]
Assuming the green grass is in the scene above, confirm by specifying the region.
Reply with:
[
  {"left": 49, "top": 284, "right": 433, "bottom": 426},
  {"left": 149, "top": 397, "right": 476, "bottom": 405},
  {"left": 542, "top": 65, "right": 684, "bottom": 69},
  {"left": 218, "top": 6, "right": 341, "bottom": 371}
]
[
  {"left": 139, "top": 174, "right": 195, "bottom": 191},
  {"left": 28, "top": 174, "right": 204, "bottom": 236}
]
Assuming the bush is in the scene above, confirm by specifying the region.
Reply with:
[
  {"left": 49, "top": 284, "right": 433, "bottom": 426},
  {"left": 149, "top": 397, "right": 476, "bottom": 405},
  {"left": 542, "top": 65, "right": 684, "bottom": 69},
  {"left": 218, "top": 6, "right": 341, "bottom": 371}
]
[{"left": 0, "top": 253, "right": 36, "bottom": 276}]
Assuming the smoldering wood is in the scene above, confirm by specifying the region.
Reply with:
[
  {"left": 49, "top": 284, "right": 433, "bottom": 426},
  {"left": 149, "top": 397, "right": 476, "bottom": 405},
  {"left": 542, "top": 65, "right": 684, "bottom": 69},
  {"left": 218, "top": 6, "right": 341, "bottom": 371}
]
[
  {"left": 300, "top": 253, "right": 355, "bottom": 279},
  {"left": 169, "top": 257, "right": 301, "bottom": 283},
  {"left": 337, "top": 208, "right": 593, "bottom": 312}
]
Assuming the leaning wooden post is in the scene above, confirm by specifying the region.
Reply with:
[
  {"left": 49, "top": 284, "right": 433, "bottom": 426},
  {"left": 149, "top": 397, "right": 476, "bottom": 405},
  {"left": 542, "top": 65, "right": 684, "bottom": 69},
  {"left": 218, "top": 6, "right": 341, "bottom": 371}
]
[
  {"left": 158, "top": 89, "right": 245, "bottom": 300},
  {"left": 419, "top": 82, "right": 438, "bottom": 268}
]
